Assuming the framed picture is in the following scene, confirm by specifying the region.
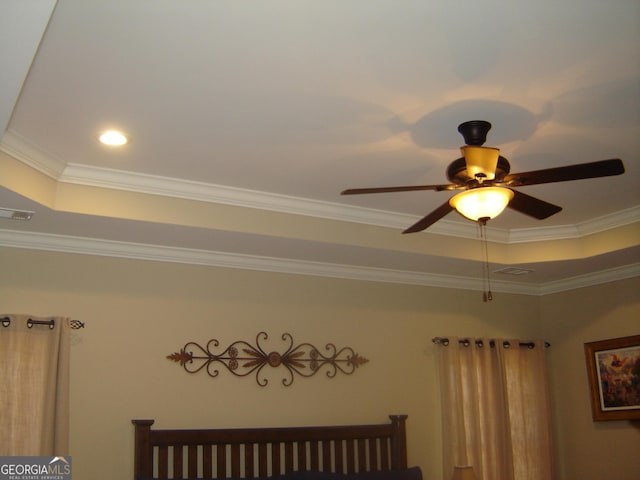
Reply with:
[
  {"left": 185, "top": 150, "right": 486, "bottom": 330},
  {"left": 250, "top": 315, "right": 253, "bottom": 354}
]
[{"left": 584, "top": 335, "right": 640, "bottom": 421}]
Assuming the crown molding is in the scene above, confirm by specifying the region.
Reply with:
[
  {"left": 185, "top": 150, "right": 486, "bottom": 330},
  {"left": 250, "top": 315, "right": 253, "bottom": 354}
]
[
  {"left": 56, "top": 163, "right": 640, "bottom": 243},
  {"left": 2, "top": 130, "right": 638, "bottom": 244},
  {"left": 0, "top": 228, "right": 637, "bottom": 296},
  {"left": 538, "top": 263, "right": 640, "bottom": 295},
  {"left": 0, "top": 227, "right": 492, "bottom": 291},
  {"left": 62, "top": 161, "right": 503, "bottom": 240},
  {"left": 507, "top": 205, "right": 640, "bottom": 243},
  {"left": 0, "top": 130, "right": 67, "bottom": 179}
]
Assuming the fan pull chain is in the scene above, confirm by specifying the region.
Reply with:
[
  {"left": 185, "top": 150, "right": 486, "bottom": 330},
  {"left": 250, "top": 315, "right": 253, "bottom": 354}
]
[{"left": 478, "top": 217, "right": 493, "bottom": 302}]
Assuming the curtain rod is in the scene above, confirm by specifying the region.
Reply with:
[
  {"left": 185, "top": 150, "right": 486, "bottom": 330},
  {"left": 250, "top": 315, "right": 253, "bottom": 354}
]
[
  {"left": 432, "top": 337, "right": 550, "bottom": 349},
  {"left": 1, "top": 317, "right": 85, "bottom": 330}
]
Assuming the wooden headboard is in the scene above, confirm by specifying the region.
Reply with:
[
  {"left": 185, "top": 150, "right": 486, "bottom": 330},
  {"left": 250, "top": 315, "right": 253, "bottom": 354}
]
[{"left": 132, "top": 415, "right": 408, "bottom": 480}]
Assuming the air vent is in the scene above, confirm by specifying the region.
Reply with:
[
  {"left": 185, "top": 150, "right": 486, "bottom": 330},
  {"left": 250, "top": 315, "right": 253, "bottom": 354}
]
[
  {"left": 494, "top": 266, "right": 534, "bottom": 276},
  {"left": 0, "top": 208, "right": 35, "bottom": 221}
]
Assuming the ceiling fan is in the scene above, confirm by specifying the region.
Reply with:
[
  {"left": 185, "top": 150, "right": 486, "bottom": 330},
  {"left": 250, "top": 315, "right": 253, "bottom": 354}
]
[{"left": 341, "top": 120, "right": 625, "bottom": 233}]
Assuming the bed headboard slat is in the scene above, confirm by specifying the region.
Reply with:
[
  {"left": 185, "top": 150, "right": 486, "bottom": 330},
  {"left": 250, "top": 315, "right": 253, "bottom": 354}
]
[
  {"left": 158, "top": 446, "right": 168, "bottom": 479},
  {"left": 216, "top": 446, "right": 225, "bottom": 478},
  {"left": 258, "top": 443, "right": 269, "bottom": 476},
  {"left": 173, "top": 447, "right": 183, "bottom": 479},
  {"left": 203, "top": 446, "right": 212, "bottom": 479},
  {"left": 132, "top": 415, "right": 408, "bottom": 480}
]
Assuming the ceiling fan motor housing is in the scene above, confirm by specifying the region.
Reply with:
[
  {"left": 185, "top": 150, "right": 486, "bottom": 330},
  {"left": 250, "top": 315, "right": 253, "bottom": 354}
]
[
  {"left": 447, "top": 155, "right": 511, "bottom": 184},
  {"left": 449, "top": 121, "right": 510, "bottom": 184}
]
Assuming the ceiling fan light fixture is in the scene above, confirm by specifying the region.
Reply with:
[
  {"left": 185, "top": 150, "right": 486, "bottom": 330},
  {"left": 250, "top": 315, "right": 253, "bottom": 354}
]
[
  {"left": 461, "top": 145, "right": 500, "bottom": 180},
  {"left": 449, "top": 186, "right": 514, "bottom": 221}
]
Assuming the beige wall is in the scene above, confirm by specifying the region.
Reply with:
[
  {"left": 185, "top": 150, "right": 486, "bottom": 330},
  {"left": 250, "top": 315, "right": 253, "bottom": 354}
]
[
  {"left": 0, "top": 247, "right": 638, "bottom": 480},
  {"left": 540, "top": 280, "right": 640, "bottom": 480}
]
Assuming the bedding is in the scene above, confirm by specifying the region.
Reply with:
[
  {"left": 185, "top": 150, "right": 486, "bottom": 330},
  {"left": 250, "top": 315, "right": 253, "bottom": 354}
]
[{"left": 132, "top": 415, "right": 418, "bottom": 480}]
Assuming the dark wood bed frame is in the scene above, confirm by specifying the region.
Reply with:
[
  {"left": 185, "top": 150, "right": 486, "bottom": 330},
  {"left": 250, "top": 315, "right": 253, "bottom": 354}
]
[{"left": 132, "top": 415, "right": 408, "bottom": 480}]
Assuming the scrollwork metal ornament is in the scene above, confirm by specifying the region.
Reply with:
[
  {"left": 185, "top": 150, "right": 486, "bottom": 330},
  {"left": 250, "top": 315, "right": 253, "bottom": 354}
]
[{"left": 167, "top": 332, "right": 369, "bottom": 386}]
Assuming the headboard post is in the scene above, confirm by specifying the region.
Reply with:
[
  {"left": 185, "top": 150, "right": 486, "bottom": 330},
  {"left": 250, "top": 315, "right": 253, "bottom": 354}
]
[
  {"left": 132, "top": 419, "right": 155, "bottom": 480},
  {"left": 389, "top": 414, "right": 408, "bottom": 470}
]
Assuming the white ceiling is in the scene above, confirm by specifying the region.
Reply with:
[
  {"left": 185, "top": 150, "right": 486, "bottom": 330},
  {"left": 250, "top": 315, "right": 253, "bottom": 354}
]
[{"left": 1, "top": 0, "right": 639, "bottom": 296}]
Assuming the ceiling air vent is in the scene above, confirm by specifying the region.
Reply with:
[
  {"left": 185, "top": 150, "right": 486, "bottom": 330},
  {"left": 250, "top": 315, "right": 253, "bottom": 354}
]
[
  {"left": 0, "top": 208, "right": 35, "bottom": 221},
  {"left": 493, "top": 266, "right": 534, "bottom": 276}
]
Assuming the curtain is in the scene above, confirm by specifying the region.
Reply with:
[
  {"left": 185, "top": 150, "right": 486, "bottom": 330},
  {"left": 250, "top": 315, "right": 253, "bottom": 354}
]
[
  {"left": 0, "top": 314, "right": 70, "bottom": 455},
  {"left": 436, "top": 338, "right": 554, "bottom": 480}
]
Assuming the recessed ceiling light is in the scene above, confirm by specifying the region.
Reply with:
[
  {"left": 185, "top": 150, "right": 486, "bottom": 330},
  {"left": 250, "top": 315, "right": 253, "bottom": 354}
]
[{"left": 99, "top": 130, "right": 128, "bottom": 146}]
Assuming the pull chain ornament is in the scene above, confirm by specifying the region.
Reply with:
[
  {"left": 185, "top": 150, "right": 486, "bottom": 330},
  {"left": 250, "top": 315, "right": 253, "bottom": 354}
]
[{"left": 478, "top": 218, "right": 493, "bottom": 302}]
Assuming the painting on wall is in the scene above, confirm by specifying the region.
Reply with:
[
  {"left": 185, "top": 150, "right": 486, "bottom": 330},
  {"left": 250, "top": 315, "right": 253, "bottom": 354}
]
[{"left": 584, "top": 335, "right": 640, "bottom": 421}]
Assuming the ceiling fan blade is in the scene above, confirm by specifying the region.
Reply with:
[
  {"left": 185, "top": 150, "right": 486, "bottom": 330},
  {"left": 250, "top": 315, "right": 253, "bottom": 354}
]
[
  {"left": 402, "top": 201, "right": 454, "bottom": 234},
  {"left": 341, "top": 183, "right": 457, "bottom": 195},
  {"left": 508, "top": 189, "right": 562, "bottom": 219},
  {"left": 503, "top": 158, "right": 624, "bottom": 187}
]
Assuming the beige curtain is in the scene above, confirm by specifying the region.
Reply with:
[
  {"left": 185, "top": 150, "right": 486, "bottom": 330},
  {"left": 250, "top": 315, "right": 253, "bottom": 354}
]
[
  {"left": 436, "top": 337, "right": 554, "bottom": 480},
  {"left": 0, "top": 314, "right": 70, "bottom": 455}
]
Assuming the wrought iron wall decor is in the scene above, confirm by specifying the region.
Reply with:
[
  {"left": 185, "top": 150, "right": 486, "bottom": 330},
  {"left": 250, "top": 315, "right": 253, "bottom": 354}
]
[{"left": 167, "top": 332, "right": 369, "bottom": 386}]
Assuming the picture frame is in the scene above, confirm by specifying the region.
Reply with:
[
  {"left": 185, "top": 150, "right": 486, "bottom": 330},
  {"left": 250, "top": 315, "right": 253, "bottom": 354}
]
[{"left": 584, "top": 335, "right": 640, "bottom": 421}]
